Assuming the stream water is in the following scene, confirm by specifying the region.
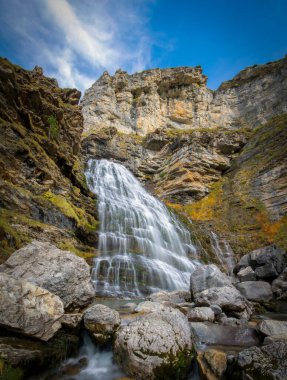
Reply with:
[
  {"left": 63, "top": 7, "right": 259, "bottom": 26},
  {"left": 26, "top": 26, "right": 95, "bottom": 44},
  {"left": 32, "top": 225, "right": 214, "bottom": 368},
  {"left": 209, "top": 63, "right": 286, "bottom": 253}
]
[{"left": 85, "top": 159, "right": 200, "bottom": 296}]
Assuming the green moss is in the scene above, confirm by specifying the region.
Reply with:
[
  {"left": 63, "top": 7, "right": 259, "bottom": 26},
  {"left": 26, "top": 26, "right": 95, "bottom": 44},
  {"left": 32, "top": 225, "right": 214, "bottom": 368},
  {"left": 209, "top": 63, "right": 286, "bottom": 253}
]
[
  {"left": 41, "top": 190, "right": 99, "bottom": 231},
  {"left": 0, "top": 359, "right": 24, "bottom": 380}
]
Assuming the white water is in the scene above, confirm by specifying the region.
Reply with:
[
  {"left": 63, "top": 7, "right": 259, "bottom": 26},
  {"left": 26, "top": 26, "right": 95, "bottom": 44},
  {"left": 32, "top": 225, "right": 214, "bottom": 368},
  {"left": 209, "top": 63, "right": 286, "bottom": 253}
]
[
  {"left": 210, "top": 231, "right": 235, "bottom": 276},
  {"left": 85, "top": 159, "right": 199, "bottom": 296}
]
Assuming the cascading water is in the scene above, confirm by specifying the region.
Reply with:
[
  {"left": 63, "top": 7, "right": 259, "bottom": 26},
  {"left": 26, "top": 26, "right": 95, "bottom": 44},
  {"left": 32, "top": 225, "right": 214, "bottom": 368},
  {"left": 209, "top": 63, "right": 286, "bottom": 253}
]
[{"left": 85, "top": 159, "right": 200, "bottom": 297}]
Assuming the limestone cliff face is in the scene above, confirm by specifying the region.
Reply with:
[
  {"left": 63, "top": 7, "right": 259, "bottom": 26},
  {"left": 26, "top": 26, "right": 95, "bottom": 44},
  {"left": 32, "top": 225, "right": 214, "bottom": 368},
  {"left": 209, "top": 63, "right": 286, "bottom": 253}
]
[
  {"left": 81, "top": 56, "right": 287, "bottom": 260},
  {"left": 0, "top": 58, "right": 98, "bottom": 262},
  {"left": 82, "top": 66, "right": 212, "bottom": 136},
  {"left": 82, "top": 56, "right": 287, "bottom": 136}
]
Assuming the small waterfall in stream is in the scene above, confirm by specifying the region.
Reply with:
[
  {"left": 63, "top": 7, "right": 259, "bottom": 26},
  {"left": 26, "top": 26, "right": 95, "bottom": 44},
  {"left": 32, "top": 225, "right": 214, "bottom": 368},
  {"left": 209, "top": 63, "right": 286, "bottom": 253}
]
[{"left": 85, "top": 159, "right": 200, "bottom": 296}]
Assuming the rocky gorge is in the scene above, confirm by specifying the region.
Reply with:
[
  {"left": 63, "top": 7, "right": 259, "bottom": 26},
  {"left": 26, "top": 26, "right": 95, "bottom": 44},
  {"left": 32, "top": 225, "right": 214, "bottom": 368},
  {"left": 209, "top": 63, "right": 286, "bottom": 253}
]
[{"left": 0, "top": 55, "right": 286, "bottom": 380}]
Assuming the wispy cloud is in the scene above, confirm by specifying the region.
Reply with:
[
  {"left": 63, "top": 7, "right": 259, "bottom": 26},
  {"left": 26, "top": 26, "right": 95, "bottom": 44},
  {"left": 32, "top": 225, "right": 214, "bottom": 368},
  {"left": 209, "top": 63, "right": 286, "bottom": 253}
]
[{"left": 0, "top": 0, "right": 154, "bottom": 93}]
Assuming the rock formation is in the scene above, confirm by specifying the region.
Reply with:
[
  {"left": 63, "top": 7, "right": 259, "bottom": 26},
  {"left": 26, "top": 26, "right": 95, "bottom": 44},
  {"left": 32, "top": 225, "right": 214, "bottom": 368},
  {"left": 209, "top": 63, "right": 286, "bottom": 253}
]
[
  {"left": 81, "top": 56, "right": 287, "bottom": 261},
  {"left": 0, "top": 58, "right": 99, "bottom": 262}
]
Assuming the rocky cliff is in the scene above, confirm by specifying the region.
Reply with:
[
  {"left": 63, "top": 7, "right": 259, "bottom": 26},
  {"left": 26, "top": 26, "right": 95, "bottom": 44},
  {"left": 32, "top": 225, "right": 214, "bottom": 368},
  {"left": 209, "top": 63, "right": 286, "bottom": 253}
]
[
  {"left": 82, "top": 56, "right": 287, "bottom": 136},
  {"left": 0, "top": 58, "right": 98, "bottom": 262},
  {"left": 81, "top": 56, "right": 287, "bottom": 262}
]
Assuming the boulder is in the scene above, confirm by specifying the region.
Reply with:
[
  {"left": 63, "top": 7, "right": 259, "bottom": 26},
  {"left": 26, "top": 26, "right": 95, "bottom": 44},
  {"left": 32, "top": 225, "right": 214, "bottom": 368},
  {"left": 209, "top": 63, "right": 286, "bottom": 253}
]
[
  {"left": 83, "top": 304, "right": 120, "bottom": 344},
  {"left": 60, "top": 313, "right": 83, "bottom": 329},
  {"left": 114, "top": 307, "right": 193, "bottom": 379},
  {"left": 236, "top": 281, "right": 273, "bottom": 302},
  {"left": 272, "top": 268, "right": 287, "bottom": 299},
  {"left": 190, "top": 264, "right": 249, "bottom": 313},
  {"left": 233, "top": 254, "right": 251, "bottom": 274},
  {"left": 195, "top": 286, "right": 247, "bottom": 312},
  {"left": 190, "top": 265, "right": 231, "bottom": 296},
  {"left": 237, "top": 266, "right": 256, "bottom": 282},
  {"left": 231, "top": 341, "right": 287, "bottom": 380},
  {"left": 0, "top": 241, "right": 95, "bottom": 310},
  {"left": 258, "top": 320, "right": 287, "bottom": 337},
  {"left": 190, "top": 322, "right": 260, "bottom": 347},
  {"left": 249, "top": 245, "right": 286, "bottom": 273},
  {"left": 187, "top": 307, "right": 214, "bottom": 322},
  {"left": 255, "top": 263, "right": 278, "bottom": 280},
  {"left": 0, "top": 273, "right": 64, "bottom": 341},
  {"left": 197, "top": 349, "right": 227, "bottom": 380},
  {"left": 263, "top": 334, "right": 287, "bottom": 345},
  {"left": 210, "top": 304, "right": 222, "bottom": 316}
]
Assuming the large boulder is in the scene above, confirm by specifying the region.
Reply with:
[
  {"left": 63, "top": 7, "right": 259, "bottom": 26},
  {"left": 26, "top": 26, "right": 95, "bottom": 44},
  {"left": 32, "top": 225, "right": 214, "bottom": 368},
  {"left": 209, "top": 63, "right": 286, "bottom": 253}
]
[
  {"left": 190, "top": 265, "right": 248, "bottom": 313},
  {"left": 0, "top": 273, "right": 64, "bottom": 341},
  {"left": 190, "top": 265, "right": 231, "bottom": 295},
  {"left": 258, "top": 320, "right": 287, "bottom": 337},
  {"left": 236, "top": 281, "right": 273, "bottom": 302},
  {"left": 83, "top": 304, "right": 120, "bottom": 344},
  {"left": 114, "top": 307, "right": 193, "bottom": 379},
  {"left": 0, "top": 241, "right": 95, "bottom": 310},
  {"left": 230, "top": 341, "right": 287, "bottom": 380},
  {"left": 190, "top": 322, "right": 260, "bottom": 347}
]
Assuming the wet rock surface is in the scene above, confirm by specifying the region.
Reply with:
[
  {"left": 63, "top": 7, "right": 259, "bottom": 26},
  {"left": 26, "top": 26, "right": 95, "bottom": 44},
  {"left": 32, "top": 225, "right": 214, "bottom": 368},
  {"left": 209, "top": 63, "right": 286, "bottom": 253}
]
[
  {"left": 0, "top": 272, "right": 64, "bottom": 341},
  {"left": 84, "top": 304, "right": 120, "bottom": 345},
  {"left": 190, "top": 322, "right": 260, "bottom": 347},
  {"left": 0, "top": 240, "right": 95, "bottom": 310},
  {"left": 114, "top": 306, "right": 193, "bottom": 379}
]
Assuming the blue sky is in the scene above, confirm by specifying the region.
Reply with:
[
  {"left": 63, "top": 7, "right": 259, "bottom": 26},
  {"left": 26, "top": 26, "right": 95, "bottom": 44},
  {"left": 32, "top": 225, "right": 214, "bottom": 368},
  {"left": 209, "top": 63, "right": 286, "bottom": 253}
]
[{"left": 0, "top": 0, "right": 286, "bottom": 93}]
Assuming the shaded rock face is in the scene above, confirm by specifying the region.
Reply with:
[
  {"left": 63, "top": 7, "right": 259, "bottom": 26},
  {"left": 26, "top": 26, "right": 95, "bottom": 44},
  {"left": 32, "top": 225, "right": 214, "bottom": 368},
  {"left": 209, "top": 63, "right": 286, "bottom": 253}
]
[
  {"left": 0, "top": 272, "right": 64, "bottom": 341},
  {"left": 83, "top": 304, "right": 120, "bottom": 345},
  {"left": 0, "top": 241, "right": 95, "bottom": 310},
  {"left": 0, "top": 58, "right": 99, "bottom": 262},
  {"left": 114, "top": 307, "right": 193, "bottom": 380}
]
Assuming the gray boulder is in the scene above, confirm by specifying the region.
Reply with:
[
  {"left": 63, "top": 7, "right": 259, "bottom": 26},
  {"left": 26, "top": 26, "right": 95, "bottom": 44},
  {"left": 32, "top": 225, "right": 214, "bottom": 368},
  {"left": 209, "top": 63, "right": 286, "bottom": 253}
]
[
  {"left": 272, "top": 268, "right": 287, "bottom": 299},
  {"left": 250, "top": 245, "right": 286, "bottom": 274},
  {"left": 255, "top": 263, "right": 278, "bottom": 279},
  {"left": 84, "top": 304, "right": 120, "bottom": 344},
  {"left": 236, "top": 281, "right": 273, "bottom": 302},
  {"left": 231, "top": 341, "right": 287, "bottom": 380},
  {"left": 233, "top": 254, "right": 250, "bottom": 274},
  {"left": 237, "top": 266, "right": 256, "bottom": 282},
  {"left": 135, "top": 301, "right": 170, "bottom": 314},
  {"left": 258, "top": 320, "right": 287, "bottom": 337},
  {"left": 0, "top": 241, "right": 95, "bottom": 310},
  {"left": 190, "top": 264, "right": 231, "bottom": 296},
  {"left": 187, "top": 307, "right": 214, "bottom": 322},
  {"left": 190, "top": 322, "right": 260, "bottom": 347},
  {"left": 195, "top": 286, "right": 247, "bottom": 312},
  {"left": 191, "top": 264, "right": 249, "bottom": 313},
  {"left": 0, "top": 273, "right": 64, "bottom": 341},
  {"left": 114, "top": 307, "right": 193, "bottom": 379}
]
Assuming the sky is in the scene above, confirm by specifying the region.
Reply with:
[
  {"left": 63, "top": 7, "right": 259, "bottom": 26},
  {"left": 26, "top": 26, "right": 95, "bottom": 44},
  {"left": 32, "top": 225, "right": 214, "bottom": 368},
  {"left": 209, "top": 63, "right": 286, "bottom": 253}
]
[{"left": 0, "top": 0, "right": 286, "bottom": 93}]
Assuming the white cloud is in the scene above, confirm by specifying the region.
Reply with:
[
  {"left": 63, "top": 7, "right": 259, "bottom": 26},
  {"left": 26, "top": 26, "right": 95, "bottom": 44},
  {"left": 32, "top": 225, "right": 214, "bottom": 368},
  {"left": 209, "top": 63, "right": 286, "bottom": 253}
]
[{"left": 0, "top": 0, "right": 154, "bottom": 93}]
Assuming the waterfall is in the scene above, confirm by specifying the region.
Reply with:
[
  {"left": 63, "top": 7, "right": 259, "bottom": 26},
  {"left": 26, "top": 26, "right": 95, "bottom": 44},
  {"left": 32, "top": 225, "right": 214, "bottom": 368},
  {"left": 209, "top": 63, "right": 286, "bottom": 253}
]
[{"left": 85, "top": 159, "right": 199, "bottom": 297}]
